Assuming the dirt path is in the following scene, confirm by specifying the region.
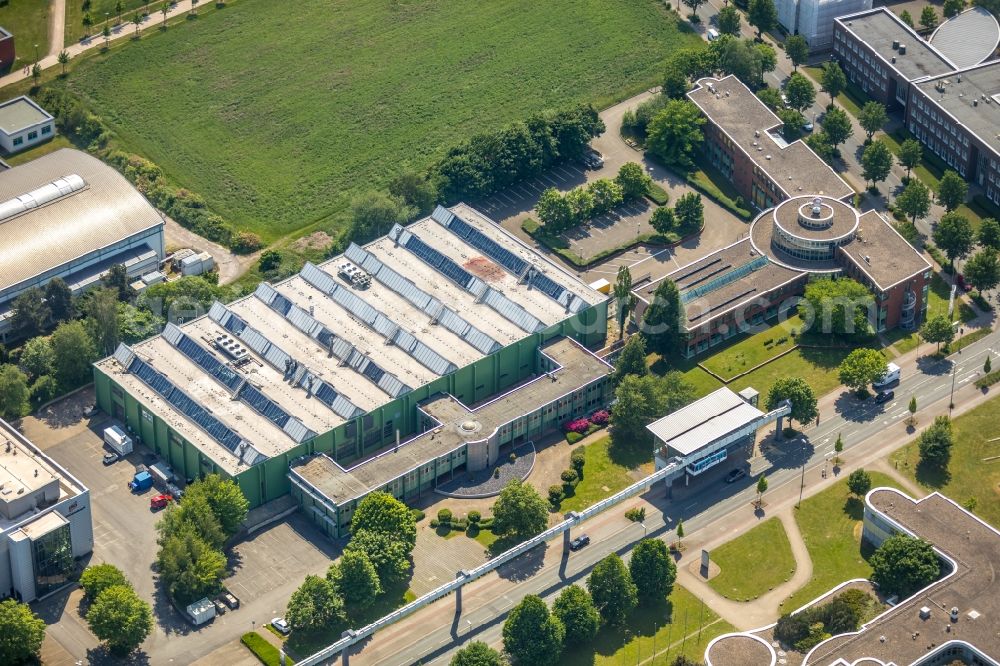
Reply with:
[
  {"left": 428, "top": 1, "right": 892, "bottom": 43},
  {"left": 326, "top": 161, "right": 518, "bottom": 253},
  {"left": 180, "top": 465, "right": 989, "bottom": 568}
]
[
  {"left": 48, "top": 0, "right": 66, "bottom": 58},
  {"left": 162, "top": 215, "right": 258, "bottom": 285}
]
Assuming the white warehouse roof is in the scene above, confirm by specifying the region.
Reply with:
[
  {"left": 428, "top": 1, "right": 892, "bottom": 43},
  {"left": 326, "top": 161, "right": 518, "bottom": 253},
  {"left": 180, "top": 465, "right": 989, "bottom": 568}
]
[{"left": 646, "top": 387, "right": 764, "bottom": 457}]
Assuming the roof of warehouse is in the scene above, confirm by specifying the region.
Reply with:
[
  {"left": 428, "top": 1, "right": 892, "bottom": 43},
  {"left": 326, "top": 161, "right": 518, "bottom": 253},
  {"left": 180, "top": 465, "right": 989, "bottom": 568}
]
[
  {"left": 0, "top": 148, "right": 164, "bottom": 295},
  {"left": 646, "top": 387, "right": 764, "bottom": 457},
  {"left": 95, "top": 204, "right": 606, "bottom": 475},
  {"left": 929, "top": 7, "right": 1000, "bottom": 69}
]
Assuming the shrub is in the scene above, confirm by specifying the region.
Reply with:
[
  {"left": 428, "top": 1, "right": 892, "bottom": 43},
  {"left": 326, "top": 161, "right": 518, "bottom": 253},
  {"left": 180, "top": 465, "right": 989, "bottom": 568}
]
[
  {"left": 509, "top": 452, "right": 517, "bottom": 463},
  {"left": 589, "top": 409, "right": 610, "bottom": 426},
  {"left": 561, "top": 469, "right": 579, "bottom": 484},
  {"left": 563, "top": 418, "right": 590, "bottom": 434},
  {"left": 437, "top": 508, "right": 452, "bottom": 524},
  {"left": 429, "top": 518, "right": 439, "bottom": 528},
  {"left": 570, "top": 449, "right": 586, "bottom": 473},
  {"left": 566, "top": 432, "right": 584, "bottom": 444},
  {"left": 975, "top": 369, "right": 1000, "bottom": 389},
  {"left": 479, "top": 517, "right": 494, "bottom": 529},
  {"left": 548, "top": 485, "right": 564, "bottom": 505},
  {"left": 625, "top": 507, "right": 646, "bottom": 523},
  {"left": 241, "top": 632, "right": 283, "bottom": 666},
  {"left": 468, "top": 511, "right": 481, "bottom": 524},
  {"left": 231, "top": 231, "right": 264, "bottom": 254},
  {"left": 410, "top": 508, "right": 425, "bottom": 522}
]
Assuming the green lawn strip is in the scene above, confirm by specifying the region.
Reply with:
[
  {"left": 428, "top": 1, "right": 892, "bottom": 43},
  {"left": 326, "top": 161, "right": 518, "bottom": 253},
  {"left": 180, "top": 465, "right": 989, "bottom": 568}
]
[
  {"left": 0, "top": 3, "right": 51, "bottom": 69},
  {"left": 4, "top": 135, "right": 75, "bottom": 166},
  {"left": 59, "top": 0, "right": 701, "bottom": 242},
  {"left": 890, "top": 394, "right": 1000, "bottom": 529},
  {"left": 560, "top": 584, "right": 735, "bottom": 665},
  {"left": 804, "top": 67, "right": 866, "bottom": 118},
  {"left": 688, "top": 159, "right": 752, "bottom": 220},
  {"left": 64, "top": 0, "right": 155, "bottom": 46},
  {"left": 707, "top": 518, "right": 796, "bottom": 601},
  {"left": 700, "top": 316, "right": 804, "bottom": 381},
  {"left": 950, "top": 327, "right": 989, "bottom": 353},
  {"left": 783, "top": 471, "right": 904, "bottom": 612},
  {"left": 242, "top": 631, "right": 293, "bottom": 666},
  {"left": 560, "top": 436, "right": 638, "bottom": 512},
  {"left": 927, "top": 272, "right": 976, "bottom": 323}
]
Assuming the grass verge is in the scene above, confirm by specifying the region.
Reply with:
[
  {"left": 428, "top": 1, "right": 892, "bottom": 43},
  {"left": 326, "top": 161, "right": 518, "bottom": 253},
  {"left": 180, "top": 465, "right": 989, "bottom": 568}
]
[
  {"left": 559, "top": 436, "right": 638, "bottom": 512},
  {"left": 707, "top": 518, "right": 796, "bottom": 601},
  {"left": 0, "top": 3, "right": 51, "bottom": 67}
]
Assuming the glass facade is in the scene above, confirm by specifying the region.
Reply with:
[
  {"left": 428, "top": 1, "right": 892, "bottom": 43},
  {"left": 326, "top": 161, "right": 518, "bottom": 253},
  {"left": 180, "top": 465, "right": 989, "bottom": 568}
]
[{"left": 31, "top": 521, "right": 75, "bottom": 597}]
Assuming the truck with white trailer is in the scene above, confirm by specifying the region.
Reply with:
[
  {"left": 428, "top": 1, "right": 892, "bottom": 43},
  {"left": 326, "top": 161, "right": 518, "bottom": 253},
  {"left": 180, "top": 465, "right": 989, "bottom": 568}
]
[
  {"left": 103, "top": 426, "right": 133, "bottom": 457},
  {"left": 187, "top": 597, "right": 216, "bottom": 626}
]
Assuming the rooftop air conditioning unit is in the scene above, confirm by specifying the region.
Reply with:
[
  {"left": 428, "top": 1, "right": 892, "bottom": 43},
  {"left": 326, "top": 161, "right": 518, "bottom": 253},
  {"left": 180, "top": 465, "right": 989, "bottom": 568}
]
[
  {"left": 892, "top": 39, "right": 899, "bottom": 50},
  {"left": 898, "top": 44, "right": 906, "bottom": 55}
]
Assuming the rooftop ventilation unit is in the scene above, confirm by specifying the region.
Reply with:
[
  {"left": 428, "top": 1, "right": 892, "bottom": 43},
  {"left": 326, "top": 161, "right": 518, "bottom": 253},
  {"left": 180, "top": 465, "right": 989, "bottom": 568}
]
[
  {"left": 337, "top": 261, "right": 371, "bottom": 289},
  {"left": 891, "top": 56, "right": 896, "bottom": 64},
  {"left": 765, "top": 155, "right": 772, "bottom": 160},
  {"left": 0, "top": 173, "right": 86, "bottom": 224},
  {"left": 898, "top": 44, "right": 906, "bottom": 55},
  {"left": 892, "top": 39, "right": 899, "bottom": 50}
]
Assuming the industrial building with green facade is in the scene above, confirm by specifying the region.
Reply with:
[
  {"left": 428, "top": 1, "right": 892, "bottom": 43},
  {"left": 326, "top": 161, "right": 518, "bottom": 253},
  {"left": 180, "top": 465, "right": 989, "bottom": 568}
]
[{"left": 93, "top": 204, "right": 611, "bottom": 531}]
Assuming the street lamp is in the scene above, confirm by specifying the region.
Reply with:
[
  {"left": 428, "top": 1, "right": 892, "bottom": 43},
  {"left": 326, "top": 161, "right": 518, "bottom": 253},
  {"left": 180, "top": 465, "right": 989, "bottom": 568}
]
[
  {"left": 33, "top": 43, "right": 38, "bottom": 64},
  {"left": 640, "top": 522, "right": 648, "bottom": 538},
  {"left": 949, "top": 362, "right": 957, "bottom": 415}
]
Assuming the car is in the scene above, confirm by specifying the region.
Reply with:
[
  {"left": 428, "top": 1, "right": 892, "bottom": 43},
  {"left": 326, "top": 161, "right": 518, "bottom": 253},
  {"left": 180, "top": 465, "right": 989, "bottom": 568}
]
[
  {"left": 802, "top": 119, "right": 814, "bottom": 132},
  {"left": 581, "top": 149, "right": 604, "bottom": 169},
  {"left": 956, "top": 273, "right": 973, "bottom": 292},
  {"left": 724, "top": 468, "right": 747, "bottom": 484},
  {"left": 220, "top": 592, "right": 240, "bottom": 610},
  {"left": 707, "top": 28, "right": 720, "bottom": 41},
  {"left": 569, "top": 534, "right": 591, "bottom": 551},
  {"left": 102, "top": 452, "right": 119, "bottom": 466},
  {"left": 213, "top": 599, "right": 227, "bottom": 615},
  {"left": 272, "top": 617, "right": 291, "bottom": 635},
  {"left": 874, "top": 390, "right": 895, "bottom": 405},
  {"left": 780, "top": 92, "right": 789, "bottom": 106},
  {"left": 149, "top": 494, "right": 173, "bottom": 510}
]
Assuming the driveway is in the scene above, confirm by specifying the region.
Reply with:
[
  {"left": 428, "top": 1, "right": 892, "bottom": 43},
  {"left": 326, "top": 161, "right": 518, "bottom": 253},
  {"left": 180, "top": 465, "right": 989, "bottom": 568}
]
[{"left": 163, "top": 214, "right": 259, "bottom": 285}]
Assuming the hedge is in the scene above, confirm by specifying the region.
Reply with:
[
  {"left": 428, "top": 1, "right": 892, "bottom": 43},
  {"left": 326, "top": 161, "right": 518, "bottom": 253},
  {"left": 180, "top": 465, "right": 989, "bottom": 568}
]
[
  {"left": 566, "top": 431, "right": 584, "bottom": 444},
  {"left": 646, "top": 181, "right": 670, "bottom": 206},
  {"left": 975, "top": 369, "right": 1000, "bottom": 389},
  {"left": 241, "top": 632, "right": 293, "bottom": 666}
]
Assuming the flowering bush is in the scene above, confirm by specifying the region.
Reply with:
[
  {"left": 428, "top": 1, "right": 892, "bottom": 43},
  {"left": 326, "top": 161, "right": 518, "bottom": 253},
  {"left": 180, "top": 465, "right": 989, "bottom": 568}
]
[
  {"left": 564, "top": 418, "right": 590, "bottom": 434},
  {"left": 589, "top": 410, "right": 610, "bottom": 426}
]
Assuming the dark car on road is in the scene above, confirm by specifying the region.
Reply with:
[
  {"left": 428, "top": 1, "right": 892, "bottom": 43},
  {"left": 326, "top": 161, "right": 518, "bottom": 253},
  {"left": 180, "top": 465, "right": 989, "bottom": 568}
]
[
  {"left": 724, "top": 469, "right": 746, "bottom": 484},
  {"left": 569, "top": 534, "right": 591, "bottom": 551},
  {"left": 874, "top": 390, "right": 894, "bottom": 404},
  {"left": 581, "top": 149, "right": 604, "bottom": 169}
]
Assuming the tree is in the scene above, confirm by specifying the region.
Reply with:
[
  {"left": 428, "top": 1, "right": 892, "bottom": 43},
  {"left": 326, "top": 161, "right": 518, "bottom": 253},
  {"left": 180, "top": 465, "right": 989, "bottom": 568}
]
[
  {"left": 682, "top": 0, "right": 707, "bottom": 18},
  {"left": 838, "top": 348, "right": 888, "bottom": 394},
  {"left": 785, "top": 35, "right": 809, "bottom": 71},
  {"left": 18, "top": 336, "right": 54, "bottom": 381},
  {"left": 985, "top": 355, "right": 992, "bottom": 374},
  {"left": 57, "top": 50, "right": 70, "bottom": 75},
  {"left": 345, "top": 529, "right": 411, "bottom": 588},
  {"left": 139, "top": 274, "right": 228, "bottom": 322},
  {"left": 897, "top": 138, "right": 923, "bottom": 181},
  {"left": 662, "top": 65, "right": 689, "bottom": 100},
  {"left": 536, "top": 188, "right": 573, "bottom": 232},
  {"left": 933, "top": 212, "right": 975, "bottom": 270},
  {"left": 351, "top": 491, "right": 417, "bottom": 551},
  {"left": 45, "top": 278, "right": 74, "bottom": 323},
  {"left": 587, "top": 554, "right": 637, "bottom": 625},
  {"left": 821, "top": 61, "right": 847, "bottom": 106},
  {"left": 492, "top": 479, "right": 548, "bottom": 542},
  {"left": 31, "top": 62, "right": 41, "bottom": 85},
  {"left": 785, "top": 73, "right": 816, "bottom": 113},
  {"left": 258, "top": 250, "right": 282, "bottom": 273},
  {"left": 132, "top": 12, "right": 142, "bottom": 36},
  {"left": 104, "top": 263, "right": 133, "bottom": 302},
  {"left": 919, "top": 5, "right": 939, "bottom": 30},
  {"left": 803, "top": 278, "right": 875, "bottom": 338},
  {"left": 717, "top": 5, "right": 741, "bottom": 35},
  {"left": 777, "top": 108, "right": 805, "bottom": 141},
  {"left": 451, "top": 641, "right": 505, "bottom": 666},
  {"left": 858, "top": 101, "right": 888, "bottom": 142},
  {"left": 756, "top": 474, "right": 768, "bottom": 504},
  {"left": 748, "top": 0, "right": 778, "bottom": 38},
  {"left": 674, "top": 192, "right": 704, "bottom": 233},
  {"left": 337, "top": 549, "right": 382, "bottom": 607},
  {"left": 0, "top": 599, "right": 45, "bottom": 664},
  {"left": 11, "top": 288, "right": 50, "bottom": 336},
  {"left": 834, "top": 433, "right": 844, "bottom": 462},
  {"left": 821, "top": 107, "right": 853, "bottom": 149},
  {"left": 102, "top": 23, "right": 111, "bottom": 48},
  {"left": 920, "top": 315, "right": 955, "bottom": 352},
  {"left": 552, "top": 585, "right": 600, "bottom": 645},
  {"left": 502, "top": 595, "right": 564, "bottom": 666},
  {"left": 646, "top": 100, "right": 705, "bottom": 171},
  {"left": 566, "top": 186, "right": 595, "bottom": 224},
  {"left": 616, "top": 162, "right": 652, "bottom": 201},
  {"left": 977, "top": 218, "right": 1000, "bottom": 251},
  {"left": 613, "top": 265, "right": 635, "bottom": 340},
  {"left": 87, "top": 288, "right": 121, "bottom": 356},
  {"left": 286, "top": 574, "right": 345, "bottom": 632},
  {"left": 765, "top": 377, "right": 818, "bottom": 427},
  {"left": 184, "top": 474, "right": 249, "bottom": 537},
  {"left": 158, "top": 492, "right": 227, "bottom": 549},
  {"left": 116, "top": 0, "right": 124, "bottom": 22},
  {"left": 963, "top": 248, "right": 1000, "bottom": 296},
  {"left": 676, "top": 519, "right": 685, "bottom": 547},
  {"left": 588, "top": 179, "right": 624, "bottom": 216},
  {"left": 943, "top": 0, "right": 965, "bottom": 16},
  {"left": 899, "top": 9, "right": 914, "bottom": 26},
  {"left": 757, "top": 86, "right": 785, "bottom": 110},
  {"left": 908, "top": 396, "right": 918, "bottom": 423},
  {"left": 614, "top": 334, "right": 648, "bottom": 383},
  {"left": 629, "top": 538, "right": 676, "bottom": 604},
  {"left": 936, "top": 170, "right": 968, "bottom": 212},
  {"left": 389, "top": 170, "right": 437, "bottom": 216},
  {"left": 861, "top": 139, "right": 892, "bottom": 190},
  {"left": 641, "top": 278, "right": 686, "bottom": 354},
  {"left": 86, "top": 585, "right": 153, "bottom": 655},
  {"left": 161, "top": 1, "right": 169, "bottom": 26},
  {"left": 847, "top": 469, "right": 872, "bottom": 497},
  {"left": 50, "top": 320, "right": 97, "bottom": 389},
  {"left": 895, "top": 178, "right": 931, "bottom": 225},
  {"left": 0, "top": 365, "right": 30, "bottom": 420},
  {"left": 80, "top": 563, "right": 131, "bottom": 601},
  {"left": 870, "top": 534, "right": 939, "bottom": 598},
  {"left": 348, "top": 191, "right": 414, "bottom": 245},
  {"left": 611, "top": 374, "right": 660, "bottom": 445},
  {"left": 918, "top": 415, "right": 953, "bottom": 467},
  {"left": 156, "top": 524, "right": 227, "bottom": 604},
  {"left": 650, "top": 206, "right": 677, "bottom": 235}
]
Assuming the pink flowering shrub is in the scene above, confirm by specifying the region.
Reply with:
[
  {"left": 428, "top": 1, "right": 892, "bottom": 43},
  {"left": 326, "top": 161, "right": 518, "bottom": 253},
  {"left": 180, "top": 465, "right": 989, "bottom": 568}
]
[
  {"left": 564, "top": 418, "right": 590, "bottom": 434},
  {"left": 589, "top": 410, "right": 610, "bottom": 426}
]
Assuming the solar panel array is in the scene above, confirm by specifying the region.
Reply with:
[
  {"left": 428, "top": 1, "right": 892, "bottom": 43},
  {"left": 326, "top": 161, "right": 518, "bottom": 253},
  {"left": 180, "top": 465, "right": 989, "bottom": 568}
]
[
  {"left": 212, "top": 300, "right": 367, "bottom": 418},
  {"left": 114, "top": 343, "right": 267, "bottom": 467},
  {"left": 389, "top": 226, "right": 477, "bottom": 291},
  {"left": 254, "top": 283, "right": 411, "bottom": 400},
  {"left": 161, "top": 323, "right": 317, "bottom": 444}
]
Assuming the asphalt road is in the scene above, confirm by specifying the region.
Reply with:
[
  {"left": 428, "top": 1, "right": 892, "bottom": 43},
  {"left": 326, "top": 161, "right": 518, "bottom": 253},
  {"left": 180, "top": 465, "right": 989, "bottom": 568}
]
[{"left": 346, "top": 324, "right": 999, "bottom": 666}]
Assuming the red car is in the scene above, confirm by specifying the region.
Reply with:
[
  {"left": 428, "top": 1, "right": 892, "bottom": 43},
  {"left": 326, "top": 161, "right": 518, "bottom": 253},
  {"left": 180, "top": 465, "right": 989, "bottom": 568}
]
[
  {"left": 956, "top": 274, "right": 973, "bottom": 292},
  {"left": 150, "top": 494, "right": 173, "bottom": 510}
]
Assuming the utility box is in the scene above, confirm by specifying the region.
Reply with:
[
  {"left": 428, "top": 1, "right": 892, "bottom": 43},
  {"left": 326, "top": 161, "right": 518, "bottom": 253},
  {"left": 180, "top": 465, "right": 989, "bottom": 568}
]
[
  {"left": 187, "top": 597, "right": 216, "bottom": 626},
  {"left": 103, "top": 426, "right": 133, "bottom": 457},
  {"left": 179, "top": 254, "right": 204, "bottom": 276},
  {"left": 197, "top": 251, "right": 214, "bottom": 272},
  {"left": 129, "top": 471, "right": 153, "bottom": 493},
  {"left": 588, "top": 278, "right": 611, "bottom": 294}
]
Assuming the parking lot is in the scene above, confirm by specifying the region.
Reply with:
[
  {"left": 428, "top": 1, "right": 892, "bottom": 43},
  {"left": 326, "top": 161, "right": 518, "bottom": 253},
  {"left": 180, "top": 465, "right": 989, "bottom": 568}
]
[{"left": 22, "top": 390, "right": 338, "bottom": 664}]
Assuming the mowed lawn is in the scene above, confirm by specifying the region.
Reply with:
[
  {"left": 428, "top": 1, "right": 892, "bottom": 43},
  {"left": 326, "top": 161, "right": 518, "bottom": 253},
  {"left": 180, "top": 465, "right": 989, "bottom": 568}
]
[
  {"left": 63, "top": 0, "right": 701, "bottom": 241},
  {"left": 0, "top": 0, "right": 51, "bottom": 67},
  {"left": 560, "top": 436, "right": 637, "bottom": 512},
  {"left": 783, "top": 471, "right": 903, "bottom": 612},
  {"left": 707, "top": 518, "right": 796, "bottom": 601},
  {"left": 891, "top": 393, "right": 1000, "bottom": 529}
]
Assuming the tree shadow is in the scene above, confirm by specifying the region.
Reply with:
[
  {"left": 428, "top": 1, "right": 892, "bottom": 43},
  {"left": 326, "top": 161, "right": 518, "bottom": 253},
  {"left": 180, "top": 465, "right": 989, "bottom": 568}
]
[
  {"left": 915, "top": 354, "right": 952, "bottom": 376},
  {"left": 562, "top": 597, "right": 676, "bottom": 664},
  {"left": 833, "top": 392, "right": 879, "bottom": 423},
  {"left": 494, "top": 542, "right": 546, "bottom": 582},
  {"left": 607, "top": 431, "right": 653, "bottom": 469},
  {"left": 843, "top": 496, "right": 865, "bottom": 521},
  {"left": 914, "top": 459, "right": 950, "bottom": 488},
  {"left": 86, "top": 645, "right": 151, "bottom": 665}
]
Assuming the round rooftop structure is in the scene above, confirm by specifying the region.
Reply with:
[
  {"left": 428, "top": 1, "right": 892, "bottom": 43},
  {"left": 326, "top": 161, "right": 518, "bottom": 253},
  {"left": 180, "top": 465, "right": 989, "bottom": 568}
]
[
  {"left": 750, "top": 194, "right": 860, "bottom": 273},
  {"left": 705, "top": 633, "right": 776, "bottom": 666},
  {"left": 929, "top": 7, "right": 1000, "bottom": 70}
]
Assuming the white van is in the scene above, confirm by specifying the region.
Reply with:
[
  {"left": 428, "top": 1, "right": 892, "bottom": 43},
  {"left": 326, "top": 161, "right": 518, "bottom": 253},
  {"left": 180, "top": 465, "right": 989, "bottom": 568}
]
[
  {"left": 707, "top": 28, "right": 720, "bottom": 41},
  {"left": 873, "top": 362, "right": 901, "bottom": 389}
]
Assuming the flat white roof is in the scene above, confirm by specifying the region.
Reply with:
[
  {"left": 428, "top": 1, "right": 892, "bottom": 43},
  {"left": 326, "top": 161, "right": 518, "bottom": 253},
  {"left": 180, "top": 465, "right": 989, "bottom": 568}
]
[
  {"left": 646, "top": 387, "right": 764, "bottom": 456},
  {"left": 0, "top": 96, "right": 53, "bottom": 135}
]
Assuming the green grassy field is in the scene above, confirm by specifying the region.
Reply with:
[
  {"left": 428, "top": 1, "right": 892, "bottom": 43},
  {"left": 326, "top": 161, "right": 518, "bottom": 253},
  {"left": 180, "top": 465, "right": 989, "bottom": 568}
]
[
  {"left": 64, "top": 0, "right": 154, "bottom": 45},
  {"left": 701, "top": 316, "right": 804, "bottom": 381},
  {"left": 560, "top": 584, "right": 735, "bottom": 665},
  {"left": 60, "top": 0, "right": 701, "bottom": 243},
  {"left": 783, "top": 471, "right": 903, "bottom": 612},
  {"left": 890, "top": 393, "right": 1000, "bottom": 529},
  {"left": 560, "top": 436, "right": 637, "bottom": 512},
  {"left": 0, "top": 0, "right": 51, "bottom": 69},
  {"left": 707, "top": 518, "right": 797, "bottom": 602}
]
